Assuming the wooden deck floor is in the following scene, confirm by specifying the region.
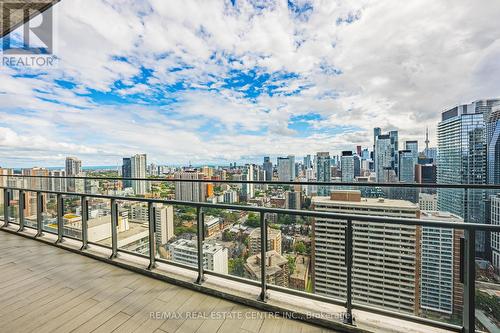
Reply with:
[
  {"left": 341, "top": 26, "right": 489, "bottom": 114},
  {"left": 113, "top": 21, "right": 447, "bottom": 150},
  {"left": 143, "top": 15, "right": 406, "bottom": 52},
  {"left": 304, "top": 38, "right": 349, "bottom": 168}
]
[{"left": 0, "top": 230, "right": 334, "bottom": 333}]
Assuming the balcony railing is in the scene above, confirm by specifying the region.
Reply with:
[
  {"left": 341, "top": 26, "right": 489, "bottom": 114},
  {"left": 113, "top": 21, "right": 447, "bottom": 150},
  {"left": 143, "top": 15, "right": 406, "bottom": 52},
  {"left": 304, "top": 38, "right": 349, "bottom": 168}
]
[{"left": 1, "top": 175, "right": 500, "bottom": 333}]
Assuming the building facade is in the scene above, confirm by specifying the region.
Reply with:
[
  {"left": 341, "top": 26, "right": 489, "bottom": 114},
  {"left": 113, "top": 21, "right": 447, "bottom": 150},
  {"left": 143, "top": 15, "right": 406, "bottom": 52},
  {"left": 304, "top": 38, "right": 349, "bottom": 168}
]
[
  {"left": 316, "top": 152, "right": 331, "bottom": 196},
  {"left": 419, "top": 211, "right": 463, "bottom": 316},
  {"left": 174, "top": 171, "right": 207, "bottom": 202},
  {"left": 168, "top": 239, "right": 228, "bottom": 274},
  {"left": 131, "top": 154, "right": 148, "bottom": 195},
  {"left": 374, "top": 128, "right": 399, "bottom": 182},
  {"left": 437, "top": 100, "right": 498, "bottom": 255},
  {"left": 312, "top": 191, "right": 421, "bottom": 314}
]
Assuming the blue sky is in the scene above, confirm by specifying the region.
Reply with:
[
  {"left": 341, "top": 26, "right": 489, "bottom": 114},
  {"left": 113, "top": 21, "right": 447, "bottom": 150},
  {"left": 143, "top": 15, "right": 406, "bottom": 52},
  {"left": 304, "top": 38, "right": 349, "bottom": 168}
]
[{"left": 1, "top": 0, "right": 500, "bottom": 167}]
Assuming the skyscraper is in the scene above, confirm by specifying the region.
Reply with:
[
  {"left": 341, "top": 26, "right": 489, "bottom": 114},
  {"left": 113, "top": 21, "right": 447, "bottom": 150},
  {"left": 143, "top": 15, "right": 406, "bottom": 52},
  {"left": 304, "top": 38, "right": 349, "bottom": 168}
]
[
  {"left": 316, "top": 152, "right": 331, "bottom": 196},
  {"left": 405, "top": 140, "right": 419, "bottom": 161},
  {"left": 399, "top": 150, "right": 415, "bottom": 183},
  {"left": 303, "top": 155, "right": 312, "bottom": 170},
  {"left": 312, "top": 191, "right": 421, "bottom": 314},
  {"left": 437, "top": 99, "right": 499, "bottom": 255},
  {"left": 374, "top": 129, "right": 398, "bottom": 182},
  {"left": 288, "top": 155, "right": 296, "bottom": 181},
  {"left": 341, "top": 151, "right": 354, "bottom": 182},
  {"left": 242, "top": 164, "right": 255, "bottom": 199},
  {"left": 277, "top": 157, "right": 293, "bottom": 182},
  {"left": 122, "top": 157, "right": 132, "bottom": 188},
  {"left": 131, "top": 154, "right": 148, "bottom": 195},
  {"left": 263, "top": 157, "right": 273, "bottom": 182},
  {"left": 174, "top": 171, "right": 206, "bottom": 202},
  {"left": 65, "top": 157, "right": 82, "bottom": 192},
  {"left": 485, "top": 103, "right": 500, "bottom": 184},
  {"left": 491, "top": 195, "right": 500, "bottom": 273}
]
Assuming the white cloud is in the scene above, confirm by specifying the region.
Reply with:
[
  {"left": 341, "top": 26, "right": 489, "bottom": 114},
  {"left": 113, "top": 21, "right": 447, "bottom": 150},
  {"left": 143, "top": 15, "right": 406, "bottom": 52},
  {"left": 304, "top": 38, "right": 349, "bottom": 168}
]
[{"left": 1, "top": 0, "right": 500, "bottom": 167}]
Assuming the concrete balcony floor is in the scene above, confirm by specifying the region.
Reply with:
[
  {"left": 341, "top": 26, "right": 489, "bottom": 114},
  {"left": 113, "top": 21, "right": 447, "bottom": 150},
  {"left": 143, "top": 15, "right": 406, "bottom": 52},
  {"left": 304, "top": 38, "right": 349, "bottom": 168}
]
[{"left": 0, "top": 229, "right": 336, "bottom": 333}]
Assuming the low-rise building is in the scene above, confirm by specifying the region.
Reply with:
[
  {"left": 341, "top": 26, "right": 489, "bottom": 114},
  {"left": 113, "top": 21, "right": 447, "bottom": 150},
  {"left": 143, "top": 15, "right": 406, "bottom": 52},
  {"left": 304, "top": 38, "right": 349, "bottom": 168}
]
[
  {"left": 168, "top": 239, "right": 228, "bottom": 274},
  {"left": 248, "top": 227, "right": 282, "bottom": 255},
  {"left": 289, "top": 255, "right": 310, "bottom": 291},
  {"left": 244, "top": 250, "right": 289, "bottom": 287}
]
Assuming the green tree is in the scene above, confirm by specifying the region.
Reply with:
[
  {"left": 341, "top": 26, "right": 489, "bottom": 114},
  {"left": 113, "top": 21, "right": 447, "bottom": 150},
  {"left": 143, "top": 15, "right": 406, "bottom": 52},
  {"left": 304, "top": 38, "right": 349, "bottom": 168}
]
[
  {"left": 294, "top": 241, "right": 306, "bottom": 254},
  {"left": 287, "top": 255, "right": 296, "bottom": 275},
  {"left": 245, "top": 213, "right": 260, "bottom": 227},
  {"left": 228, "top": 258, "right": 245, "bottom": 277}
]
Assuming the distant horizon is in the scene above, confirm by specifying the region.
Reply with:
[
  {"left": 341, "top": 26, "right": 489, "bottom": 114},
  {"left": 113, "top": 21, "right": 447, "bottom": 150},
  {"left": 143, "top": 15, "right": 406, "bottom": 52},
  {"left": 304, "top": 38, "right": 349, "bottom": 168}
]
[{"left": 1, "top": 145, "right": 441, "bottom": 170}]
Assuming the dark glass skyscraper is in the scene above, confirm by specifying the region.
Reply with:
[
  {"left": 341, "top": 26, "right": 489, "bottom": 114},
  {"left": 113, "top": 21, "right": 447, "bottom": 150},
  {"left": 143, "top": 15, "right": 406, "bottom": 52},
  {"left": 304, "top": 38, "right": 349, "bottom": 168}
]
[
  {"left": 263, "top": 156, "right": 273, "bottom": 181},
  {"left": 316, "top": 152, "right": 331, "bottom": 196},
  {"left": 437, "top": 99, "right": 499, "bottom": 255},
  {"left": 122, "top": 157, "right": 132, "bottom": 188}
]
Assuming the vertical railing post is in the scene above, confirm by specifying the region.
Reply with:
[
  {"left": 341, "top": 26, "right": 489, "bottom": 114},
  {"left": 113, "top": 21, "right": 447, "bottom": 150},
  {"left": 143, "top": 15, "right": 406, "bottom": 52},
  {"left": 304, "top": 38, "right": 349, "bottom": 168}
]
[
  {"left": 18, "top": 190, "right": 25, "bottom": 232},
  {"left": 110, "top": 198, "right": 118, "bottom": 259},
  {"left": 35, "top": 192, "right": 43, "bottom": 237},
  {"left": 344, "top": 219, "right": 353, "bottom": 325},
  {"left": 148, "top": 202, "right": 157, "bottom": 270},
  {"left": 3, "top": 188, "right": 10, "bottom": 227},
  {"left": 259, "top": 212, "right": 269, "bottom": 302},
  {"left": 195, "top": 206, "right": 205, "bottom": 284},
  {"left": 56, "top": 193, "right": 64, "bottom": 244},
  {"left": 80, "top": 196, "right": 88, "bottom": 250},
  {"left": 463, "top": 227, "right": 476, "bottom": 333}
]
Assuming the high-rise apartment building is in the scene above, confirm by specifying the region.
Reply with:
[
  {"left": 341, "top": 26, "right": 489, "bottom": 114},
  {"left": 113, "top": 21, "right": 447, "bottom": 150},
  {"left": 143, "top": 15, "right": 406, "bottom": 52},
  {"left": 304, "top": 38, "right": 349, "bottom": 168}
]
[
  {"left": 285, "top": 190, "right": 302, "bottom": 210},
  {"left": 437, "top": 100, "right": 499, "bottom": 255},
  {"left": 374, "top": 128, "right": 399, "bottom": 182},
  {"left": 174, "top": 171, "right": 207, "bottom": 202},
  {"left": 121, "top": 157, "right": 131, "bottom": 189},
  {"left": 130, "top": 154, "right": 148, "bottom": 195},
  {"left": 277, "top": 156, "right": 295, "bottom": 182},
  {"left": 242, "top": 164, "right": 255, "bottom": 199},
  {"left": 316, "top": 152, "right": 331, "bottom": 196},
  {"left": 312, "top": 190, "right": 421, "bottom": 314},
  {"left": 65, "top": 157, "right": 82, "bottom": 192},
  {"left": 485, "top": 103, "right": 500, "bottom": 184},
  {"left": 263, "top": 157, "right": 273, "bottom": 181},
  {"left": 341, "top": 151, "right": 354, "bottom": 182},
  {"left": 405, "top": 140, "right": 419, "bottom": 160},
  {"left": 491, "top": 195, "right": 500, "bottom": 273},
  {"left": 130, "top": 203, "right": 174, "bottom": 247},
  {"left": 419, "top": 211, "right": 463, "bottom": 316},
  {"left": 399, "top": 150, "right": 415, "bottom": 183},
  {"left": 303, "top": 155, "right": 312, "bottom": 170}
]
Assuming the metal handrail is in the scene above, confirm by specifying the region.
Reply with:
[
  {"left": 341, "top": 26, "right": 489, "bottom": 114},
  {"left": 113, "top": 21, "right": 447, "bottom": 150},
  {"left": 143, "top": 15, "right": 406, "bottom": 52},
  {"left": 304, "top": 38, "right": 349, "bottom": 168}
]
[
  {"left": 1, "top": 184, "right": 497, "bottom": 333},
  {"left": 1, "top": 174, "right": 500, "bottom": 189},
  {"left": 1, "top": 185, "right": 500, "bottom": 231}
]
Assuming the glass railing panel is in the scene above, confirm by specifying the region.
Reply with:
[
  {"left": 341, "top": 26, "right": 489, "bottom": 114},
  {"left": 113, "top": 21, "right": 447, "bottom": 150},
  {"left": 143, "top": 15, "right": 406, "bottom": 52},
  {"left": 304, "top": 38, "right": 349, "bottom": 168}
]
[
  {"left": 62, "top": 195, "right": 82, "bottom": 239},
  {"left": 475, "top": 187, "right": 500, "bottom": 332},
  {"left": 116, "top": 199, "right": 150, "bottom": 257},
  {"left": 86, "top": 197, "right": 112, "bottom": 248},
  {"left": 6, "top": 190, "right": 20, "bottom": 224},
  {"left": 161, "top": 204, "right": 198, "bottom": 269},
  {"left": 41, "top": 193, "right": 57, "bottom": 234},
  {"left": 24, "top": 191, "right": 38, "bottom": 229},
  {"left": 200, "top": 208, "right": 260, "bottom": 283}
]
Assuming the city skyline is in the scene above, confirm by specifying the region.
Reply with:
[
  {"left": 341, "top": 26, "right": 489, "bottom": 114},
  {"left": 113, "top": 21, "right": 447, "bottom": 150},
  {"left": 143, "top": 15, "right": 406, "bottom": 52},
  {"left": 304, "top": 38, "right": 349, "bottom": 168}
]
[{"left": 1, "top": 0, "right": 500, "bottom": 167}]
